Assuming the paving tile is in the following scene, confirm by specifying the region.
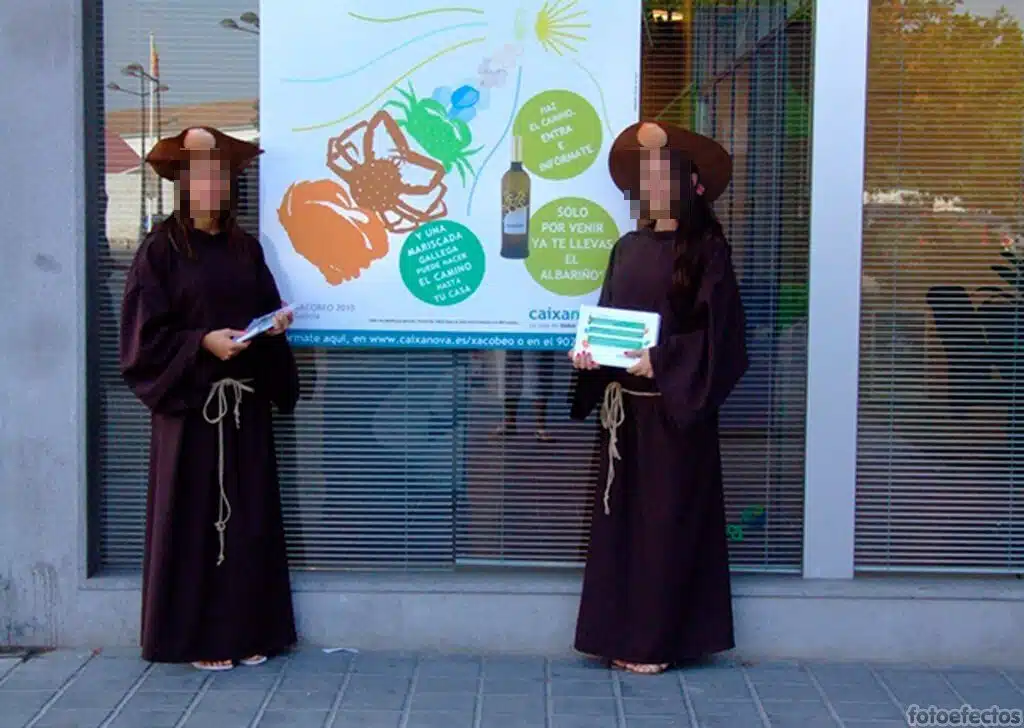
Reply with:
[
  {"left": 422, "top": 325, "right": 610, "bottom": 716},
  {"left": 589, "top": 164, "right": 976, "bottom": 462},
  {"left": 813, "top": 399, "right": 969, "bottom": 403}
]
[
  {"left": 0, "top": 659, "right": 23, "bottom": 680},
  {"left": 34, "top": 708, "right": 112, "bottom": 727},
  {"left": 480, "top": 692, "right": 546, "bottom": 715},
  {"left": 277, "top": 671, "right": 346, "bottom": 692},
  {"left": 417, "top": 657, "right": 481, "bottom": 680},
  {"left": 473, "top": 716, "right": 539, "bottom": 728},
  {"left": 138, "top": 669, "right": 208, "bottom": 692},
  {"left": 621, "top": 678, "right": 684, "bottom": 699},
  {"left": 78, "top": 657, "right": 147, "bottom": 680},
  {"left": 339, "top": 687, "right": 408, "bottom": 711},
  {"left": 550, "top": 716, "right": 618, "bottom": 728},
  {"left": 409, "top": 691, "right": 476, "bottom": 712},
  {"left": 350, "top": 655, "right": 417, "bottom": 676},
  {"left": 330, "top": 709, "right": 403, "bottom": 728},
  {"left": 689, "top": 699, "right": 763, "bottom": 722},
  {"left": 688, "top": 695, "right": 756, "bottom": 715},
  {"left": 257, "top": 709, "right": 331, "bottom": 727},
  {"left": 50, "top": 686, "right": 123, "bottom": 710},
  {"left": 482, "top": 657, "right": 547, "bottom": 680},
  {"left": 267, "top": 688, "right": 337, "bottom": 711},
  {"left": 193, "top": 689, "right": 265, "bottom": 715},
  {"left": 1, "top": 665, "right": 79, "bottom": 690},
  {"left": 207, "top": 671, "right": 279, "bottom": 691},
  {"left": 550, "top": 658, "right": 611, "bottom": 681},
  {"left": 345, "top": 674, "right": 411, "bottom": 693},
  {"left": 831, "top": 700, "right": 907, "bottom": 720},
  {"left": 551, "top": 678, "right": 616, "bottom": 697},
  {"left": 741, "top": 662, "right": 808, "bottom": 685},
  {"left": 123, "top": 690, "right": 196, "bottom": 711},
  {"left": 683, "top": 676, "right": 751, "bottom": 701},
  {"left": 109, "top": 709, "right": 186, "bottom": 728},
  {"left": 765, "top": 718, "right": 838, "bottom": 728},
  {"left": 288, "top": 651, "right": 354, "bottom": 674},
  {"left": 3, "top": 708, "right": 45, "bottom": 727},
  {"left": 751, "top": 681, "right": 823, "bottom": 701},
  {"left": 415, "top": 676, "right": 477, "bottom": 693},
  {"left": 483, "top": 677, "right": 546, "bottom": 695},
  {"left": 551, "top": 695, "right": 618, "bottom": 714},
  {"left": 180, "top": 711, "right": 255, "bottom": 728},
  {"left": 760, "top": 699, "right": 833, "bottom": 721},
  {"left": 0, "top": 689, "right": 54, "bottom": 713},
  {"left": 814, "top": 680, "right": 891, "bottom": 703},
  {"left": 625, "top": 718, "right": 693, "bottom": 728},
  {"left": 689, "top": 713, "right": 762, "bottom": 727},
  {"left": 621, "top": 697, "right": 688, "bottom": 716},
  {"left": 405, "top": 711, "right": 476, "bottom": 728}
]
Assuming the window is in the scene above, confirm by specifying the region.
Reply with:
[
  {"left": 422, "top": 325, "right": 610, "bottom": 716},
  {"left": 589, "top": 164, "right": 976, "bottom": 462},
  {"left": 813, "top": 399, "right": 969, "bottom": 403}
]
[
  {"left": 89, "top": 0, "right": 813, "bottom": 573},
  {"left": 856, "top": 0, "right": 1024, "bottom": 572}
]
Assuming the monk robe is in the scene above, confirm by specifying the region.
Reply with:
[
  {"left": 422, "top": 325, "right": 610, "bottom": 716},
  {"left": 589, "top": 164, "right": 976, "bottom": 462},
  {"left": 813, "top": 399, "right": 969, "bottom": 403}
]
[
  {"left": 120, "top": 219, "right": 299, "bottom": 663},
  {"left": 570, "top": 227, "right": 749, "bottom": 665}
]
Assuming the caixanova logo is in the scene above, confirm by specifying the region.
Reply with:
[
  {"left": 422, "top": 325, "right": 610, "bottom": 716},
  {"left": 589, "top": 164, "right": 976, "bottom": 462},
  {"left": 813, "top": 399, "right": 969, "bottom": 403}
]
[{"left": 907, "top": 704, "right": 1024, "bottom": 727}]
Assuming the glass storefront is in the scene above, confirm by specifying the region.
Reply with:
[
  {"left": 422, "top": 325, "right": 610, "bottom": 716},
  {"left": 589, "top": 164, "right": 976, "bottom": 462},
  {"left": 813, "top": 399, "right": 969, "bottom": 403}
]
[
  {"left": 90, "top": 0, "right": 815, "bottom": 574},
  {"left": 855, "top": 0, "right": 1024, "bottom": 573}
]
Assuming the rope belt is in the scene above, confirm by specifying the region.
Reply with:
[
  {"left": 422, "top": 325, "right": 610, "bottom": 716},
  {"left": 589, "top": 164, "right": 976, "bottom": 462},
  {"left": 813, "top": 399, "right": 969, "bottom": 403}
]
[
  {"left": 202, "top": 378, "right": 254, "bottom": 566},
  {"left": 599, "top": 381, "right": 661, "bottom": 515}
]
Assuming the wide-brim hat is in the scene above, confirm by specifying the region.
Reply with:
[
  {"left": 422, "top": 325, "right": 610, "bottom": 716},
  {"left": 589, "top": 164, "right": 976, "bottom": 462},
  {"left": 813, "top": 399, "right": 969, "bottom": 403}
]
[
  {"left": 145, "top": 126, "right": 262, "bottom": 181},
  {"left": 608, "top": 121, "right": 732, "bottom": 203}
]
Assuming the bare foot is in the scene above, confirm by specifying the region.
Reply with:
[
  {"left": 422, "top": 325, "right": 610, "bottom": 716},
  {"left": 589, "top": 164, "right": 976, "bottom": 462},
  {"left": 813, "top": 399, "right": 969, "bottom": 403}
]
[
  {"left": 612, "top": 660, "right": 669, "bottom": 675},
  {"left": 192, "top": 660, "right": 233, "bottom": 671}
]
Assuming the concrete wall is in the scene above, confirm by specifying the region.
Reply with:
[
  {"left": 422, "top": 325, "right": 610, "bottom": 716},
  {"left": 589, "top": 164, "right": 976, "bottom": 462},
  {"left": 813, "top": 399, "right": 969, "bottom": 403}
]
[
  {"left": 0, "top": 0, "right": 88, "bottom": 647},
  {"left": 3, "top": 0, "right": 1024, "bottom": 666}
]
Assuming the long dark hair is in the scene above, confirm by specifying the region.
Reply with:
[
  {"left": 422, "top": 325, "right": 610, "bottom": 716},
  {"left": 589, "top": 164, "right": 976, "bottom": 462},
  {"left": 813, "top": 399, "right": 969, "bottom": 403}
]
[
  {"left": 640, "top": 149, "right": 724, "bottom": 317},
  {"left": 165, "top": 157, "right": 243, "bottom": 259}
]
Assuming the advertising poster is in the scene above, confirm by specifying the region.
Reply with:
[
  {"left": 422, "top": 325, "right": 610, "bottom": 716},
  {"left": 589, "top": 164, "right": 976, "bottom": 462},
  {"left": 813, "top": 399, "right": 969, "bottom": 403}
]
[{"left": 260, "top": 1, "right": 642, "bottom": 348}]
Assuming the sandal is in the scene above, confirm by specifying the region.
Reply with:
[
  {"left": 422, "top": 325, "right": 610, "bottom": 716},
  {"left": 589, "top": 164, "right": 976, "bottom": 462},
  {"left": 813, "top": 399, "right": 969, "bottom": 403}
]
[
  {"left": 240, "top": 655, "right": 267, "bottom": 666},
  {"left": 612, "top": 660, "right": 670, "bottom": 675},
  {"left": 192, "top": 660, "right": 234, "bottom": 671}
]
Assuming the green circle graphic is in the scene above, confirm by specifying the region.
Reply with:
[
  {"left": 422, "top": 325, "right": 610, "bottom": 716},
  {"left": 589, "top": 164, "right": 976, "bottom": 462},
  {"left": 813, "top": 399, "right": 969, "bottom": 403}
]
[
  {"left": 513, "top": 90, "right": 602, "bottom": 180},
  {"left": 526, "top": 197, "right": 619, "bottom": 296},
  {"left": 400, "top": 220, "right": 485, "bottom": 306}
]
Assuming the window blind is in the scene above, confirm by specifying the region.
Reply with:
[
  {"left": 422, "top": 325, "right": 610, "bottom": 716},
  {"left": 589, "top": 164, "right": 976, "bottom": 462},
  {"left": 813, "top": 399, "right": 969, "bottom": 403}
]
[
  {"left": 89, "top": 0, "right": 813, "bottom": 573},
  {"left": 856, "top": 0, "right": 1024, "bottom": 572}
]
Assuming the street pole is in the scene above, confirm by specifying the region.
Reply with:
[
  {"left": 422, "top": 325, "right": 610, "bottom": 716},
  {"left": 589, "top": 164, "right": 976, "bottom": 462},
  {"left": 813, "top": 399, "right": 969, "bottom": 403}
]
[
  {"left": 155, "top": 86, "right": 163, "bottom": 216},
  {"left": 139, "top": 74, "right": 148, "bottom": 238}
]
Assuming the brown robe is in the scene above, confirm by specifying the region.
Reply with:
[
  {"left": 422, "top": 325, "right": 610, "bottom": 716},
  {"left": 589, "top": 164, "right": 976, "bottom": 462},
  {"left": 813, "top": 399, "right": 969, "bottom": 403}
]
[
  {"left": 120, "top": 219, "right": 299, "bottom": 663},
  {"left": 570, "top": 227, "right": 748, "bottom": 665}
]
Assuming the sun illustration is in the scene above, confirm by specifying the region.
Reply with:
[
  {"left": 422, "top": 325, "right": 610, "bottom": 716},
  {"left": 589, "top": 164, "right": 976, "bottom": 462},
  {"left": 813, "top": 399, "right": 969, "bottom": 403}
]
[{"left": 535, "top": 0, "right": 590, "bottom": 55}]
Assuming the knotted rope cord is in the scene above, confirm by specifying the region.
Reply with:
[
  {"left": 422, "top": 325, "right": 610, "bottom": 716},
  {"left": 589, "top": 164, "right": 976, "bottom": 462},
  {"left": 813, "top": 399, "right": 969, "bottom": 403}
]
[
  {"left": 202, "top": 378, "right": 254, "bottom": 566},
  {"left": 599, "top": 381, "right": 661, "bottom": 515}
]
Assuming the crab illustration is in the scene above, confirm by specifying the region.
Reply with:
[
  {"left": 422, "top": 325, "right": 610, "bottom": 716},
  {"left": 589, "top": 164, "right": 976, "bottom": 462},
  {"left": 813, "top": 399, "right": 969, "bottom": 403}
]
[
  {"left": 326, "top": 109, "right": 448, "bottom": 234},
  {"left": 385, "top": 83, "right": 484, "bottom": 185}
]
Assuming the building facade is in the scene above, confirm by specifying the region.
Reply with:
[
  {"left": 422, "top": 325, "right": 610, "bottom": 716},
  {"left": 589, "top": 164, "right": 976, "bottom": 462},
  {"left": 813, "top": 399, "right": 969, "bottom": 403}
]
[{"left": 1, "top": 0, "right": 1022, "bottom": 663}]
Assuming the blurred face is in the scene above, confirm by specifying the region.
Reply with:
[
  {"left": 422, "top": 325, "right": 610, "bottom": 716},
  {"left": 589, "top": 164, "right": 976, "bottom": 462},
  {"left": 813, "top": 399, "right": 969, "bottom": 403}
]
[
  {"left": 182, "top": 154, "right": 230, "bottom": 216},
  {"left": 638, "top": 151, "right": 701, "bottom": 220}
]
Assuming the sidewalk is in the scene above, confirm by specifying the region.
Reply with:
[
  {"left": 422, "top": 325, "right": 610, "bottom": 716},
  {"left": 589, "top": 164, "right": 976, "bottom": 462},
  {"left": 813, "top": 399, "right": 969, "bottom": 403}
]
[{"left": 1, "top": 648, "right": 1023, "bottom": 727}]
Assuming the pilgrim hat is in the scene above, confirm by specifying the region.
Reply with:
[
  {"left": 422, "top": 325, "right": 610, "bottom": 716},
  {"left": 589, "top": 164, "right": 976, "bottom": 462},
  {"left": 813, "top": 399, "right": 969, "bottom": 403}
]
[
  {"left": 145, "top": 126, "right": 262, "bottom": 181},
  {"left": 608, "top": 121, "right": 732, "bottom": 203}
]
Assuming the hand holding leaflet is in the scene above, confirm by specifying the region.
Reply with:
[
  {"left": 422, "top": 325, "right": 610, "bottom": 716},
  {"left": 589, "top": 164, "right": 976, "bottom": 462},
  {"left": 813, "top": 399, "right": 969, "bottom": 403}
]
[
  {"left": 572, "top": 305, "right": 661, "bottom": 369},
  {"left": 233, "top": 303, "right": 297, "bottom": 343}
]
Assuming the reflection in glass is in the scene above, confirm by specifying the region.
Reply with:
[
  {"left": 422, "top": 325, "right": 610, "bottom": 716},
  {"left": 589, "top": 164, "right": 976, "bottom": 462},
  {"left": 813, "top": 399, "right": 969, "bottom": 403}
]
[
  {"left": 857, "top": 0, "right": 1024, "bottom": 571},
  {"left": 91, "top": 0, "right": 814, "bottom": 573}
]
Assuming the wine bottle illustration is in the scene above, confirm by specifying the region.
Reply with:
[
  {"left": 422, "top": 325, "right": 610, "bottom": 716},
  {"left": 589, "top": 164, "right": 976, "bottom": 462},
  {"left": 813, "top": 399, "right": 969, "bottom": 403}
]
[{"left": 500, "top": 135, "right": 531, "bottom": 259}]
